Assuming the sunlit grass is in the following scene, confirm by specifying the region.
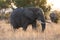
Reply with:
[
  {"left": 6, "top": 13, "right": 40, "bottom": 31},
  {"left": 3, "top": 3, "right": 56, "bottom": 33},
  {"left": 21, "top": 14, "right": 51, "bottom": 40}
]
[{"left": 0, "top": 20, "right": 60, "bottom": 40}]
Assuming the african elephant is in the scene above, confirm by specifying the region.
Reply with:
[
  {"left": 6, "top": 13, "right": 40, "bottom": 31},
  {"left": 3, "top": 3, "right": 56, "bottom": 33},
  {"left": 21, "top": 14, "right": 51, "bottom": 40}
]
[
  {"left": 10, "top": 7, "right": 46, "bottom": 32},
  {"left": 50, "top": 12, "right": 58, "bottom": 23}
]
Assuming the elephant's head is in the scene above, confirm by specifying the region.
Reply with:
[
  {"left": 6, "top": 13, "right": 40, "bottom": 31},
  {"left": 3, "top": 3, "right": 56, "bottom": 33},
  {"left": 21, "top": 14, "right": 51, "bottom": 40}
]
[
  {"left": 37, "top": 8, "right": 46, "bottom": 32},
  {"left": 28, "top": 7, "right": 46, "bottom": 32},
  {"left": 33, "top": 8, "right": 46, "bottom": 32}
]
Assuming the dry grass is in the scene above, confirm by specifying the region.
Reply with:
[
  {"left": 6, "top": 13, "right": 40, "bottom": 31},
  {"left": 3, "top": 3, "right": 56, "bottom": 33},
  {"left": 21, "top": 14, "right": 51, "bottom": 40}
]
[{"left": 0, "top": 20, "right": 60, "bottom": 40}]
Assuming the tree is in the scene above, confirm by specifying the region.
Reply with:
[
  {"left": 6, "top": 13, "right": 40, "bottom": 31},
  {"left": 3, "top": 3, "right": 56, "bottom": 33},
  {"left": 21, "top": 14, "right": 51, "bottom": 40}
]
[
  {"left": 0, "top": 0, "right": 51, "bottom": 12},
  {"left": 0, "top": 0, "right": 7, "bottom": 8},
  {"left": 14, "top": 0, "right": 51, "bottom": 12},
  {"left": 0, "top": 0, "right": 51, "bottom": 20}
]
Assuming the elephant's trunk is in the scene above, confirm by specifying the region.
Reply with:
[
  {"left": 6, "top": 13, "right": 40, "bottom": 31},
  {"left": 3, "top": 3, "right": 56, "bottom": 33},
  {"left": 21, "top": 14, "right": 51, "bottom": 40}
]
[
  {"left": 37, "top": 14, "right": 46, "bottom": 32},
  {"left": 40, "top": 21, "right": 46, "bottom": 32}
]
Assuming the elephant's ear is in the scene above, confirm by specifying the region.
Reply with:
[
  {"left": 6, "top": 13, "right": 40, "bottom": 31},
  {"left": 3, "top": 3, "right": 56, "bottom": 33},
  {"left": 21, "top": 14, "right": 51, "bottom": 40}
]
[{"left": 37, "top": 8, "right": 46, "bottom": 23}]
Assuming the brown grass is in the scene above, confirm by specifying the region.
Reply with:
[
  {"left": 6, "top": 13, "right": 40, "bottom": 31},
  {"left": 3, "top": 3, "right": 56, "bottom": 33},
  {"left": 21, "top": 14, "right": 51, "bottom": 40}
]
[{"left": 0, "top": 20, "right": 60, "bottom": 40}]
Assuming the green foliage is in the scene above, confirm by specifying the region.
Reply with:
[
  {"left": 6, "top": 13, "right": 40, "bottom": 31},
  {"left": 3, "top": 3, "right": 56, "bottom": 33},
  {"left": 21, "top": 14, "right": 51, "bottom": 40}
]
[
  {"left": 0, "top": 0, "right": 51, "bottom": 12},
  {"left": 0, "top": 0, "right": 51, "bottom": 20},
  {"left": 14, "top": 0, "right": 46, "bottom": 7},
  {"left": 14, "top": 0, "right": 51, "bottom": 12},
  {"left": 0, "top": 0, "right": 10, "bottom": 8},
  {"left": 14, "top": 0, "right": 34, "bottom": 7}
]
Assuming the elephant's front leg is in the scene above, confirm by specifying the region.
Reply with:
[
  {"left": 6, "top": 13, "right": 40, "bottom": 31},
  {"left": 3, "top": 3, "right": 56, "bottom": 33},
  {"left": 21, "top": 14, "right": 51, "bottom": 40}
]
[
  {"left": 23, "top": 22, "right": 29, "bottom": 31},
  {"left": 32, "top": 21, "right": 37, "bottom": 30}
]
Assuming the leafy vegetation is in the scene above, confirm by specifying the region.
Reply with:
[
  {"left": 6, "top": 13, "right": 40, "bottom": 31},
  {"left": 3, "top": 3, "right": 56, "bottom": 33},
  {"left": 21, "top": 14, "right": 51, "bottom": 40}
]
[
  {"left": 0, "top": 0, "right": 51, "bottom": 20},
  {"left": 0, "top": 0, "right": 51, "bottom": 12}
]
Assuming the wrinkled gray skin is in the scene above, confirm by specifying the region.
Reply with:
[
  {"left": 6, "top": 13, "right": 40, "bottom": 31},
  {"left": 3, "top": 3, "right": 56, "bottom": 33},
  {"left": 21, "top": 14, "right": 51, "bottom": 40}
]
[
  {"left": 50, "top": 12, "right": 58, "bottom": 23},
  {"left": 10, "top": 7, "right": 46, "bottom": 32}
]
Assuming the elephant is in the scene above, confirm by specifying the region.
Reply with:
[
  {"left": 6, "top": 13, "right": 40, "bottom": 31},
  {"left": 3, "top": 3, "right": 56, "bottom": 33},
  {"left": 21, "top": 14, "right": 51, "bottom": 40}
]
[
  {"left": 10, "top": 7, "right": 46, "bottom": 32},
  {"left": 50, "top": 12, "right": 58, "bottom": 23}
]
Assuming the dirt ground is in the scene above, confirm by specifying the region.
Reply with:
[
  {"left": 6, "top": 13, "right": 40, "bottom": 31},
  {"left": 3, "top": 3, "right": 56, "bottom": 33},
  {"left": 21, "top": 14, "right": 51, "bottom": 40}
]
[{"left": 0, "top": 20, "right": 60, "bottom": 40}]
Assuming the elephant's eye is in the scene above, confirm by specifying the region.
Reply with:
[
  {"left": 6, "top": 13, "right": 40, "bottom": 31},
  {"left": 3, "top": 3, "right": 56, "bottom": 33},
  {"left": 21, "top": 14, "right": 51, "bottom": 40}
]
[{"left": 38, "top": 12, "right": 40, "bottom": 15}]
